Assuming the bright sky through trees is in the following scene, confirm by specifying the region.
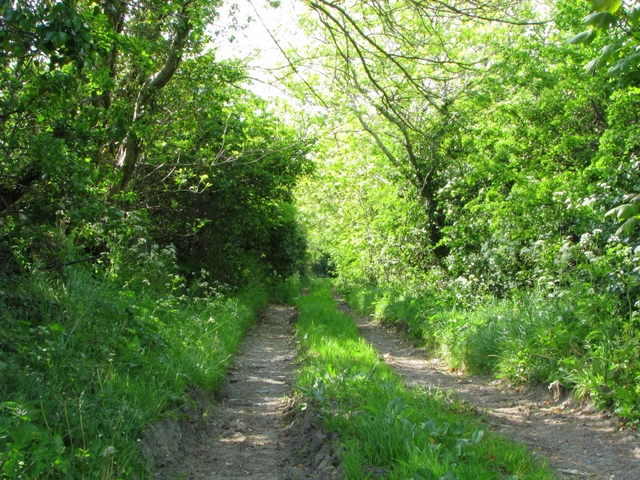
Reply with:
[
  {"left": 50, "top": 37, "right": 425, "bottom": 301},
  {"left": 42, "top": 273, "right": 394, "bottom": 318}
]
[{"left": 213, "top": 0, "right": 308, "bottom": 99}]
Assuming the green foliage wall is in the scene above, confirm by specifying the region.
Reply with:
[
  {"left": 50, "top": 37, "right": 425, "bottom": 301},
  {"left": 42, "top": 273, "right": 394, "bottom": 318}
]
[
  {"left": 298, "top": 0, "right": 640, "bottom": 300},
  {"left": 0, "top": 0, "right": 312, "bottom": 286},
  {"left": 295, "top": 0, "right": 640, "bottom": 418},
  {"left": 0, "top": 5, "right": 315, "bottom": 474}
]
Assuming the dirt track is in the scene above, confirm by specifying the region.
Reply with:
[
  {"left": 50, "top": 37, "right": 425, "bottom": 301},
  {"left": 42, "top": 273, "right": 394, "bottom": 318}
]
[
  {"left": 142, "top": 304, "right": 340, "bottom": 479},
  {"left": 142, "top": 299, "right": 640, "bottom": 479},
  {"left": 338, "top": 299, "right": 640, "bottom": 480}
]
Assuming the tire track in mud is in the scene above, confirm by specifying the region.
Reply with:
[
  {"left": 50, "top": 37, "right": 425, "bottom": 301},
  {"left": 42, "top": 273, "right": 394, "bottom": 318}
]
[
  {"left": 145, "top": 304, "right": 340, "bottom": 480},
  {"left": 336, "top": 298, "right": 640, "bottom": 480}
]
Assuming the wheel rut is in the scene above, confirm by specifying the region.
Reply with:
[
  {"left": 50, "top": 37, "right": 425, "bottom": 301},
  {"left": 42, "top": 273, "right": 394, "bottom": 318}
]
[
  {"left": 337, "top": 298, "right": 640, "bottom": 480},
  {"left": 147, "top": 304, "right": 339, "bottom": 480}
]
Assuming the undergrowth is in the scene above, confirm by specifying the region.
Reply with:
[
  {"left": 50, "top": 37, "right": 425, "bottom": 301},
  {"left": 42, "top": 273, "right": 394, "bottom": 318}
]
[
  {"left": 342, "top": 283, "right": 640, "bottom": 423},
  {"left": 0, "top": 246, "right": 296, "bottom": 478},
  {"left": 295, "top": 278, "right": 556, "bottom": 479}
]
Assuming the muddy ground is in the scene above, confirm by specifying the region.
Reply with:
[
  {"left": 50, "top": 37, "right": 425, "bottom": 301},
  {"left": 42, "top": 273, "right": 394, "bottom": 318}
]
[{"left": 140, "top": 300, "right": 640, "bottom": 479}]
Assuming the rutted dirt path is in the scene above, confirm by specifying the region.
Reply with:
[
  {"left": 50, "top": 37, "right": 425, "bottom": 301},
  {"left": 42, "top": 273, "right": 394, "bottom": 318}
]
[
  {"left": 144, "top": 298, "right": 640, "bottom": 480},
  {"left": 336, "top": 298, "right": 640, "bottom": 480},
  {"left": 144, "top": 304, "right": 340, "bottom": 479}
]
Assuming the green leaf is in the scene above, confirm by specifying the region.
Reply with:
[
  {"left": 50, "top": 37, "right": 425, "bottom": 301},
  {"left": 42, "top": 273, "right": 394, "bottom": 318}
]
[
  {"left": 565, "top": 30, "right": 597, "bottom": 45},
  {"left": 586, "top": 44, "right": 622, "bottom": 72},
  {"left": 586, "top": 57, "right": 606, "bottom": 73},
  {"left": 607, "top": 203, "right": 639, "bottom": 221},
  {"left": 628, "top": 6, "right": 640, "bottom": 27},
  {"left": 584, "top": 12, "right": 618, "bottom": 30},
  {"left": 471, "top": 428, "right": 484, "bottom": 443},
  {"left": 5, "top": 8, "right": 22, "bottom": 23},
  {"left": 386, "top": 396, "right": 405, "bottom": 416},
  {"left": 53, "top": 31, "right": 70, "bottom": 47},
  {"left": 613, "top": 54, "right": 640, "bottom": 75},
  {"left": 454, "top": 441, "right": 463, "bottom": 457},
  {"left": 617, "top": 217, "right": 639, "bottom": 237},
  {"left": 72, "top": 14, "right": 84, "bottom": 31},
  {"left": 623, "top": 193, "right": 640, "bottom": 204},
  {"left": 619, "top": 204, "right": 638, "bottom": 220},
  {"left": 608, "top": 56, "right": 631, "bottom": 76},
  {"left": 439, "top": 472, "right": 460, "bottom": 480},
  {"left": 310, "top": 380, "right": 325, "bottom": 401},
  {"left": 589, "top": 0, "right": 622, "bottom": 14},
  {"left": 627, "top": 52, "right": 640, "bottom": 67},
  {"left": 413, "top": 469, "right": 436, "bottom": 480},
  {"left": 599, "top": 43, "right": 622, "bottom": 59}
]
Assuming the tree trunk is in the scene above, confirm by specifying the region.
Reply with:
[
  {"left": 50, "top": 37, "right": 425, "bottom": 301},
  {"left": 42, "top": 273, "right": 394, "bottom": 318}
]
[{"left": 107, "top": 5, "right": 191, "bottom": 199}]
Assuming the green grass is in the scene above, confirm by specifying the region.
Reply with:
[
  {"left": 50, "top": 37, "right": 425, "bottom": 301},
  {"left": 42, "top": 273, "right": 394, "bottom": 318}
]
[
  {"left": 295, "top": 278, "right": 556, "bottom": 479},
  {"left": 341, "top": 282, "right": 640, "bottom": 422},
  {"left": 0, "top": 262, "right": 290, "bottom": 479}
]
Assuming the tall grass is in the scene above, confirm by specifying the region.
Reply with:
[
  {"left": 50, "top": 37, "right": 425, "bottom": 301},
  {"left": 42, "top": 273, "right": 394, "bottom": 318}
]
[
  {"left": 295, "top": 279, "right": 556, "bottom": 479},
  {"left": 0, "top": 260, "right": 273, "bottom": 479},
  {"left": 341, "top": 282, "right": 640, "bottom": 422}
]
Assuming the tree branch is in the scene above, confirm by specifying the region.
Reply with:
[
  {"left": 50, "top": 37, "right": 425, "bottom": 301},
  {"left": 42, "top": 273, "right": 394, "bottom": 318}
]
[{"left": 109, "top": 3, "right": 193, "bottom": 199}]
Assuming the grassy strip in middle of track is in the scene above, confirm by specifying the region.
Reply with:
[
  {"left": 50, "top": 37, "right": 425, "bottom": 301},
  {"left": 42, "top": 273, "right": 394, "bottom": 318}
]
[{"left": 294, "top": 278, "right": 557, "bottom": 480}]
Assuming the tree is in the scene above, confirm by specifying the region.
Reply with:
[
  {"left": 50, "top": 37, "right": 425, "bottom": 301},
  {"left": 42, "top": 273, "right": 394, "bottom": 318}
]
[
  {"left": 134, "top": 54, "right": 314, "bottom": 281},
  {"left": 294, "top": 0, "right": 638, "bottom": 299},
  {"left": 565, "top": 0, "right": 640, "bottom": 236},
  {"left": 290, "top": 0, "right": 538, "bottom": 260},
  {"left": 566, "top": 0, "right": 640, "bottom": 82},
  {"left": 0, "top": 0, "right": 314, "bottom": 286}
]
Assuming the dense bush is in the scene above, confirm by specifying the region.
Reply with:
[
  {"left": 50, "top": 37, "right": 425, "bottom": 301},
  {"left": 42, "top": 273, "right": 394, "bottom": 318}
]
[
  {"left": 297, "top": 0, "right": 640, "bottom": 422},
  {"left": 0, "top": 236, "right": 283, "bottom": 478},
  {"left": 341, "top": 279, "right": 640, "bottom": 421}
]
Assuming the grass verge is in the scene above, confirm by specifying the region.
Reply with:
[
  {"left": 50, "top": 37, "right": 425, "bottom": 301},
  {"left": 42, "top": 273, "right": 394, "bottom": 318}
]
[
  {"left": 343, "top": 283, "right": 640, "bottom": 423},
  {"left": 0, "top": 264, "right": 300, "bottom": 478},
  {"left": 294, "top": 278, "right": 557, "bottom": 479}
]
